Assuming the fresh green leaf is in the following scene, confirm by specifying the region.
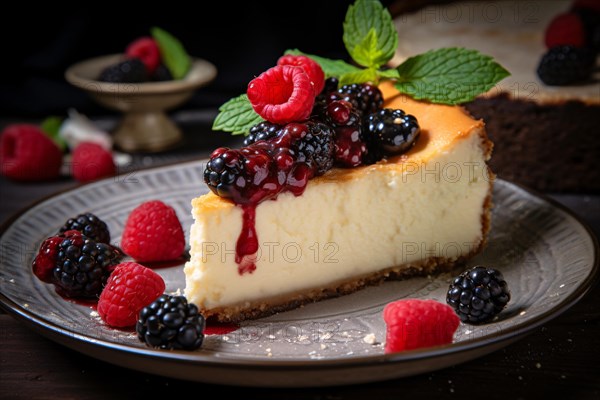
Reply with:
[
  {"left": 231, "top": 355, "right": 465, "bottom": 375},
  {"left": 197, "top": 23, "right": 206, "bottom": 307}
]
[
  {"left": 285, "top": 49, "right": 361, "bottom": 78},
  {"left": 379, "top": 68, "right": 400, "bottom": 79},
  {"left": 40, "top": 116, "right": 67, "bottom": 151},
  {"left": 394, "top": 47, "right": 510, "bottom": 104},
  {"left": 151, "top": 27, "right": 191, "bottom": 80},
  {"left": 212, "top": 94, "right": 263, "bottom": 135},
  {"left": 338, "top": 68, "right": 379, "bottom": 87},
  {"left": 343, "top": 0, "right": 398, "bottom": 68}
]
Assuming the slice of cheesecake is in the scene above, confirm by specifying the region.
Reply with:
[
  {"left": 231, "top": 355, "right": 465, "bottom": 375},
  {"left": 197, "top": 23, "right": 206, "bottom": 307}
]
[{"left": 185, "top": 82, "right": 493, "bottom": 322}]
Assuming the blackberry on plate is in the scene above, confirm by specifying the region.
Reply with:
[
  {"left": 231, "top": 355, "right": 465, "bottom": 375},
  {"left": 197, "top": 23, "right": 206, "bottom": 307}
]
[
  {"left": 137, "top": 294, "right": 205, "bottom": 350},
  {"left": 53, "top": 232, "right": 122, "bottom": 298},
  {"left": 291, "top": 121, "right": 335, "bottom": 176},
  {"left": 446, "top": 266, "right": 511, "bottom": 324},
  {"left": 204, "top": 148, "right": 245, "bottom": 198},
  {"left": 364, "top": 109, "right": 420, "bottom": 155},
  {"left": 99, "top": 58, "right": 147, "bottom": 83},
  {"left": 338, "top": 83, "right": 383, "bottom": 115},
  {"left": 537, "top": 45, "right": 595, "bottom": 85},
  {"left": 243, "top": 121, "right": 281, "bottom": 146},
  {"left": 59, "top": 213, "right": 110, "bottom": 243}
]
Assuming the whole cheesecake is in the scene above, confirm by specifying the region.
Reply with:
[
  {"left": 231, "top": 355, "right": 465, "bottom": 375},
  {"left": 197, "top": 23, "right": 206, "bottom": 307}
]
[{"left": 184, "top": 82, "right": 494, "bottom": 322}]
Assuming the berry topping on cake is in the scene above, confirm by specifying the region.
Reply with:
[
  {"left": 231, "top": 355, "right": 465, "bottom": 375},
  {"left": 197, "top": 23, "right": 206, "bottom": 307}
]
[
  {"left": 290, "top": 121, "right": 335, "bottom": 175},
  {"left": 59, "top": 213, "right": 110, "bottom": 244},
  {"left": 247, "top": 65, "right": 317, "bottom": 124},
  {"left": 277, "top": 54, "right": 326, "bottom": 94},
  {"left": 446, "top": 266, "right": 511, "bottom": 324},
  {"left": 383, "top": 299, "right": 459, "bottom": 353},
  {"left": 99, "top": 58, "right": 147, "bottom": 83},
  {"left": 338, "top": 83, "right": 384, "bottom": 115},
  {"left": 243, "top": 121, "right": 282, "bottom": 146},
  {"left": 97, "top": 262, "right": 165, "bottom": 328},
  {"left": 0, "top": 124, "right": 63, "bottom": 182},
  {"left": 72, "top": 142, "right": 116, "bottom": 182},
  {"left": 50, "top": 231, "right": 122, "bottom": 298},
  {"left": 125, "top": 37, "right": 161, "bottom": 74},
  {"left": 137, "top": 294, "right": 205, "bottom": 350},
  {"left": 121, "top": 200, "right": 185, "bottom": 262},
  {"left": 537, "top": 45, "right": 595, "bottom": 86},
  {"left": 364, "top": 109, "right": 420, "bottom": 155}
]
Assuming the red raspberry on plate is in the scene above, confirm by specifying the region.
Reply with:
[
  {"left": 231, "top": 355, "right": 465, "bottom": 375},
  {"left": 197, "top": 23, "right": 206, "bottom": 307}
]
[
  {"left": 277, "top": 55, "right": 325, "bottom": 95},
  {"left": 545, "top": 12, "right": 586, "bottom": 48},
  {"left": 121, "top": 200, "right": 185, "bottom": 262},
  {"left": 0, "top": 124, "right": 63, "bottom": 181},
  {"left": 247, "top": 65, "right": 315, "bottom": 124},
  {"left": 126, "top": 37, "right": 161, "bottom": 75},
  {"left": 97, "top": 262, "right": 165, "bottom": 327},
  {"left": 72, "top": 142, "right": 115, "bottom": 182},
  {"left": 383, "top": 299, "right": 459, "bottom": 353}
]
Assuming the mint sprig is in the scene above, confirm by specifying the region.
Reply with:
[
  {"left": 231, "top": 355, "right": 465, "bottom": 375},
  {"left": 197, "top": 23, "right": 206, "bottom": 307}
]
[
  {"left": 212, "top": 94, "right": 263, "bottom": 135},
  {"left": 40, "top": 116, "right": 67, "bottom": 151},
  {"left": 285, "top": 49, "right": 361, "bottom": 78},
  {"left": 394, "top": 48, "right": 510, "bottom": 104},
  {"left": 343, "top": 0, "right": 397, "bottom": 68},
  {"left": 213, "top": 0, "right": 510, "bottom": 135},
  {"left": 151, "top": 27, "right": 191, "bottom": 80}
]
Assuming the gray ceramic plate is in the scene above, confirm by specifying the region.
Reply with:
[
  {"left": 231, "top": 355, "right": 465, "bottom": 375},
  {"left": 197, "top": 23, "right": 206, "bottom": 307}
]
[{"left": 0, "top": 161, "right": 598, "bottom": 387}]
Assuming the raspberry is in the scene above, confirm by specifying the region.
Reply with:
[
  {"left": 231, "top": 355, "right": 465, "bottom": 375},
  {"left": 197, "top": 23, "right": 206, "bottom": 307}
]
[
  {"left": 137, "top": 294, "right": 205, "bottom": 350},
  {"left": 277, "top": 55, "right": 325, "bottom": 95},
  {"left": 126, "top": 37, "right": 161, "bottom": 75},
  {"left": 446, "top": 266, "right": 510, "bottom": 323},
  {"left": 59, "top": 213, "right": 110, "bottom": 243},
  {"left": 383, "top": 299, "right": 459, "bottom": 353},
  {"left": 0, "top": 124, "right": 62, "bottom": 181},
  {"left": 247, "top": 65, "right": 315, "bottom": 124},
  {"left": 545, "top": 13, "right": 587, "bottom": 48},
  {"left": 121, "top": 200, "right": 185, "bottom": 262},
  {"left": 97, "top": 262, "right": 165, "bottom": 327},
  {"left": 72, "top": 142, "right": 115, "bottom": 182},
  {"left": 537, "top": 45, "right": 595, "bottom": 85},
  {"left": 99, "top": 58, "right": 147, "bottom": 83}
]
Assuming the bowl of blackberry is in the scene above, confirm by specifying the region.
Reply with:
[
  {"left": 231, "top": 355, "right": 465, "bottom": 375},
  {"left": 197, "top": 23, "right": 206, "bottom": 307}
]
[{"left": 65, "top": 27, "right": 217, "bottom": 153}]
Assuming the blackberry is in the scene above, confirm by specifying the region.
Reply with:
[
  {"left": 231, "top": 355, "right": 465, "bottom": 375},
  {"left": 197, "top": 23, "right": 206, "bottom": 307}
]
[
  {"left": 292, "top": 121, "right": 335, "bottom": 175},
  {"left": 537, "top": 45, "right": 595, "bottom": 86},
  {"left": 204, "top": 148, "right": 245, "bottom": 199},
  {"left": 321, "top": 77, "right": 339, "bottom": 95},
  {"left": 52, "top": 232, "right": 122, "bottom": 298},
  {"left": 59, "top": 213, "right": 110, "bottom": 243},
  {"left": 324, "top": 100, "right": 368, "bottom": 167},
  {"left": 99, "top": 59, "right": 147, "bottom": 83},
  {"left": 364, "top": 109, "right": 420, "bottom": 155},
  {"left": 338, "top": 83, "right": 383, "bottom": 115},
  {"left": 137, "top": 294, "right": 205, "bottom": 350},
  {"left": 151, "top": 64, "right": 173, "bottom": 81},
  {"left": 243, "top": 121, "right": 281, "bottom": 146},
  {"left": 446, "top": 266, "right": 511, "bottom": 324}
]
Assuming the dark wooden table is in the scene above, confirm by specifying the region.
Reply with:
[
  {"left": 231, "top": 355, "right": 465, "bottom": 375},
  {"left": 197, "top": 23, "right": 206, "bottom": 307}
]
[{"left": 1, "top": 116, "right": 599, "bottom": 399}]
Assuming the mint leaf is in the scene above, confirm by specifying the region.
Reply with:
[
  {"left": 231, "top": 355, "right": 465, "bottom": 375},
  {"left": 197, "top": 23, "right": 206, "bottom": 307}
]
[
  {"left": 379, "top": 68, "right": 399, "bottom": 79},
  {"left": 212, "top": 94, "right": 263, "bottom": 135},
  {"left": 339, "top": 68, "right": 378, "bottom": 87},
  {"left": 151, "top": 27, "right": 191, "bottom": 80},
  {"left": 343, "top": 0, "right": 398, "bottom": 68},
  {"left": 394, "top": 48, "right": 510, "bottom": 104},
  {"left": 40, "top": 116, "right": 67, "bottom": 151},
  {"left": 285, "top": 49, "right": 361, "bottom": 78}
]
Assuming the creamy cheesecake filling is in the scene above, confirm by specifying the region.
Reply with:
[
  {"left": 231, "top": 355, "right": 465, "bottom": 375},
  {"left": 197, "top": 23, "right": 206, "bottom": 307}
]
[{"left": 185, "top": 128, "right": 491, "bottom": 310}]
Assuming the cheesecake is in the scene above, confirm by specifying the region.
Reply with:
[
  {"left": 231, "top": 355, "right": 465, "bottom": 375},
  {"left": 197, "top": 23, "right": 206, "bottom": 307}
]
[{"left": 184, "top": 82, "right": 494, "bottom": 322}]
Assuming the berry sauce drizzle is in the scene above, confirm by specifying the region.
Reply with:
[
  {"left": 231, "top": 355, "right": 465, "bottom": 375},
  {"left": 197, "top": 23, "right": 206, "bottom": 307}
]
[{"left": 236, "top": 205, "right": 259, "bottom": 275}]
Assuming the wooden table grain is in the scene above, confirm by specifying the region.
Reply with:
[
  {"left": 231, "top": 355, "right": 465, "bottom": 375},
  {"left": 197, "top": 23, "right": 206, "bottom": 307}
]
[{"left": 0, "top": 119, "right": 599, "bottom": 399}]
